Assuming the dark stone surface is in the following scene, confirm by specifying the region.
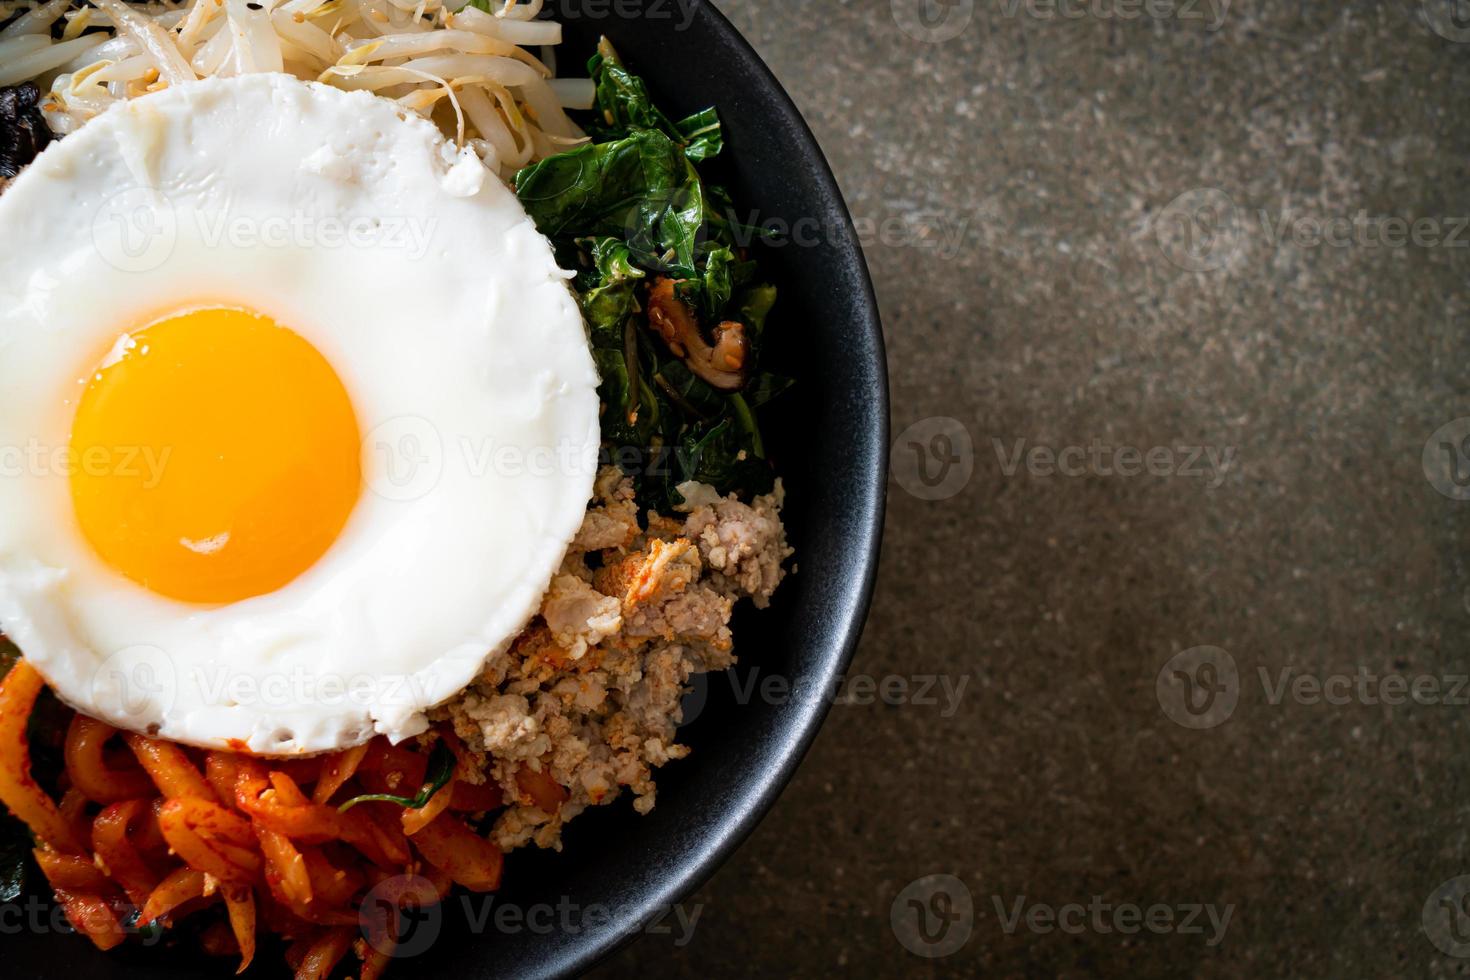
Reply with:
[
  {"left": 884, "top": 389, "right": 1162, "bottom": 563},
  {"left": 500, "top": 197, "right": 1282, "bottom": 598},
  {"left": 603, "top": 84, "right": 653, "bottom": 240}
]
[{"left": 596, "top": 0, "right": 1470, "bottom": 975}]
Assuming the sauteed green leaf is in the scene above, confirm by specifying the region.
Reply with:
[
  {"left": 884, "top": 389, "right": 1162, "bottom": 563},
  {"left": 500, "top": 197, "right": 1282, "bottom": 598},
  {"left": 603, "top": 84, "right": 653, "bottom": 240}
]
[{"left": 515, "top": 40, "right": 789, "bottom": 510}]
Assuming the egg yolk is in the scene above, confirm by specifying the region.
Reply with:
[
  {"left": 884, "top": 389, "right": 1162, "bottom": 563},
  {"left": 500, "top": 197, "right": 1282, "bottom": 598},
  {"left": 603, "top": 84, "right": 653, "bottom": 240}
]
[{"left": 69, "top": 306, "right": 361, "bottom": 605}]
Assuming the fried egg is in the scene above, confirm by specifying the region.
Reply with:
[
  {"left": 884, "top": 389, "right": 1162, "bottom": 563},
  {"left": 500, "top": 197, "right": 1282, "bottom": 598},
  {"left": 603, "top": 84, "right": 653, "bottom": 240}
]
[{"left": 0, "top": 74, "right": 599, "bottom": 753}]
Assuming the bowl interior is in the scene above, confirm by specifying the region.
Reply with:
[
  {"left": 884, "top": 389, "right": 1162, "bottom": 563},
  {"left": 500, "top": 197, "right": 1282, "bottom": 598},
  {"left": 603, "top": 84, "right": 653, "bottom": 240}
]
[{"left": 5, "top": 2, "right": 887, "bottom": 976}]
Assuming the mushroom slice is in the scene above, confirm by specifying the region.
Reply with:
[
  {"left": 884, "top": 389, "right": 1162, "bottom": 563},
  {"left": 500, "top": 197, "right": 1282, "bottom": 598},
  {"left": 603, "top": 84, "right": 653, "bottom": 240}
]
[{"left": 645, "top": 276, "right": 749, "bottom": 392}]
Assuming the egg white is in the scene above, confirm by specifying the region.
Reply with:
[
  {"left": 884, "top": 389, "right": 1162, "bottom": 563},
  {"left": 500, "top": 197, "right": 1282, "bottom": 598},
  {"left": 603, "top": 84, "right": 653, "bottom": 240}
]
[{"left": 0, "top": 74, "right": 599, "bottom": 753}]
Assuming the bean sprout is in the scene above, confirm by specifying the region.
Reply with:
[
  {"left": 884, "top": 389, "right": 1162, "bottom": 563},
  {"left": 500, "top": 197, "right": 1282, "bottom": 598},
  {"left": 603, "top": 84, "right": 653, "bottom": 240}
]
[{"left": 3, "top": 0, "right": 588, "bottom": 178}]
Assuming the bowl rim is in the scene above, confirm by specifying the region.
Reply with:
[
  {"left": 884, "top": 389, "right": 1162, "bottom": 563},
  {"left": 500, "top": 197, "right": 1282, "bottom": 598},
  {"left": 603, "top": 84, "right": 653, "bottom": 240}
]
[{"left": 542, "top": 2, "right": 890, "bottom": 976}]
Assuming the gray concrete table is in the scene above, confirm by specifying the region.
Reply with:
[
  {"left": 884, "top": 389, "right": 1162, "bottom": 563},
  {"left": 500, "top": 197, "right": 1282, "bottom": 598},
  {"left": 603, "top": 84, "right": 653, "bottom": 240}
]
[{"left": 597, "top": 0, "right": 1470, "bottom": 975}]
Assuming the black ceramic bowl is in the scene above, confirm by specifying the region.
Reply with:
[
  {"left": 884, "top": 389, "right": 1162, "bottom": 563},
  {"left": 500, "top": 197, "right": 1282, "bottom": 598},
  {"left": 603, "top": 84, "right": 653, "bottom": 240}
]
[{"left": 6, "top": 2, "right": 886, "bottom": 976}]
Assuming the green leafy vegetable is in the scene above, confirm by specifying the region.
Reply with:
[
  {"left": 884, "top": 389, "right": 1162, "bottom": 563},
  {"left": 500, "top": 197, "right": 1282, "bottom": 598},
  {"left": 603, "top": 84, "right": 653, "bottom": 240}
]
[
  {"left": 675, "top": 245, "right": 746, "bottom": 322},
  {"left": 515, "top": 39, "right": 791, "bottom": 508},
  {"left": 674, "top": 413, "right": 774, "bottom": 499},
  {"left": 586, "top": 42, "right": 674, "bottom": 139},
  {"left": 736, "top": 283, "right": 777, "bottom": 345},
  {"left": 578, "top": 242, "right": 641, "bottom": 342},
  {"left": 652, "top": 357, "right": 727, "bottom": 421},
  {"left": 337, "top": 743, "right": 454, "bottom": 813},
  {"left": 515, "top": 128, "right": 711, "bottom": 278},
  {"left": 585, "top": 40, "right": 724, "bottom": 163},
  {"left": 672, "top": 107, "right": 722, "bottom": 163}
]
